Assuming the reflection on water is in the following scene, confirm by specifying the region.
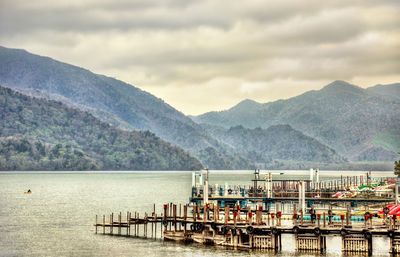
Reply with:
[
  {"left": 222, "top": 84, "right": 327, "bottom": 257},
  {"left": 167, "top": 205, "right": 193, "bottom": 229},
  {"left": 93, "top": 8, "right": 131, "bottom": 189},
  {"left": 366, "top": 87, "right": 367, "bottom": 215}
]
[{"left": 0, "top": 170, "right": 394, "bottom": 256}]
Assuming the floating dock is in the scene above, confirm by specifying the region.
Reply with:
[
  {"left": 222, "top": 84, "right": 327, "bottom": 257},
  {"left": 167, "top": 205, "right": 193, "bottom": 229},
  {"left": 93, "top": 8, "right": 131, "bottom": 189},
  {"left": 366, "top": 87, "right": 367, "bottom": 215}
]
[{"left": 94, "top": 169, "right": 400, "bottom": 255}]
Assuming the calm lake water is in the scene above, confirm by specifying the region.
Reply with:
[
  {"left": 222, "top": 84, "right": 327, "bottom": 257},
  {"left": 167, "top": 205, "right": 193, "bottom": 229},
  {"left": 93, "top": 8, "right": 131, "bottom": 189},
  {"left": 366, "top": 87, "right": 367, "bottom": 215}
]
[{"left": 0, "top": 170, "right": 394, "bottom": 256}]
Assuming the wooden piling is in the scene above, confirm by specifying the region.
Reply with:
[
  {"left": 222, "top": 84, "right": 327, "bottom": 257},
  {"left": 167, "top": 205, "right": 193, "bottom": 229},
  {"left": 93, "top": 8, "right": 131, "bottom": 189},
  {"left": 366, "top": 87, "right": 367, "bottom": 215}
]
[
  {"left": 102, "top": 215, "right": 105, "bottom": 234},
  {"left": 110, "top": 213, "right": 113, "bottom": 234}
]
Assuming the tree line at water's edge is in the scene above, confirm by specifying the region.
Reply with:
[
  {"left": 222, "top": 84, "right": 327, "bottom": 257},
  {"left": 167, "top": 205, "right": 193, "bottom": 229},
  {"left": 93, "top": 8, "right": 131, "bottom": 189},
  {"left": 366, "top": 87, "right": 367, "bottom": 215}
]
[{"left": 0, "top": 86, "right": 203, "bottom": 171}]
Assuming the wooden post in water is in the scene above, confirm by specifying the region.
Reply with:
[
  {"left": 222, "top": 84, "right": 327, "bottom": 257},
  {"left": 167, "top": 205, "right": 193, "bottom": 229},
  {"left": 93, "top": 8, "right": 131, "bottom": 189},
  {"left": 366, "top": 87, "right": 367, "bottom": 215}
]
[
  {"left": 193, "top": 204, "right": 197, "bottom": 222},
  {"left": 346, "top": 203, "right": 350, "bottom": 226},
  {"left": 110, "top": 213, "right": 113, "bottom": 234},
  {"left": 224, "top": 205, "right": 229, "bottom": 224},
  {"left": 180, "top": 204, "right": 182, "bottom": 231},
  {"left": 183, "top": 205, "right": 187, "bottom": 233},
  {"left": 137, "top": 213, "right": 140, "bottom": 237},
  {"left": 103, "top": 215, "right": 105, "bottom": 234},
  {"left": 154, "top": 213, "right": 157, "bottom": 238},
  {"left": 213, "top": 203, "right": 217, "bottom": 222},
  {"left": 145, "top": 214, "right": 148, "bottom": 238},
  {"left": 300, "top": 210, "right": 304, "bottom": 226},
  {"left": 95, "top": 215, "right": 98, "bottom": 234},
  {"left": 134, "top": 212, "right": 137, "bottom": 236},
  {"left": 204, "top": 204, "right": 208, "bottom": 222},
  {"left": 173, "top": 204, "right": 177, "bottom": 232},
  {"left": 234, "top": 210, "right": 237, "bottom": 227},
  {"left": 169, "top": 203, "right": 173, "bottom": 231},
  {"left": 118, "top": 212, "right": 121, "bottom": 235},
  {"left": 127, "top": 212, "right": 131, "bottom": 236},
  {"left": 216, "top": 204, "right": 220, "bottom": 222},
  {"left": 152, "top": 204, "right": 155, "bottom": 238}
]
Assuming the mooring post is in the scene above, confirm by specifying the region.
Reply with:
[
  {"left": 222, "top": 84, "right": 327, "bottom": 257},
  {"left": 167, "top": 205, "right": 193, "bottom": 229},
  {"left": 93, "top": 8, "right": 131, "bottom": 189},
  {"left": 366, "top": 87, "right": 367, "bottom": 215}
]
[
  {"left": 178, "top": 204, "right": 182, "bottom": 231},
  {"left": 212, "top": 203, "right": 216, "bottom": 222},
  {"left": 300, "top": 210, "right": 304, "bottom": 225},
  {"left": 204, "top": 204, "right": 208, "bottom": 222},
  {"left": 173, "top": 204, "right": 177, "bottom": 232},
  {"left": 103, "top": 215, "right": 105, "bottom": 234},
  {"left": 118, "top": 212, "right": 121, "bottom": 235},
  {"left": 346, "top": 204, "right": 350, "bottom": 227},
  {"left": 154, "top": 213, "right": 158, "bottom": 238},
  {"left": 95, "top": 215, "right": 98, "bottom": 234},
  {"left": 238, "top": 205, "right": 241, "bottom": 222},
  {"left": 234, "top": 210, "right": 237, "bottom": 227},
  {"left": 193, "top": 204, "right": 196, "bottom": 222},
  {"left": 151, "top": 214, "right": 154, "bottom": 238},
  {"left": 160, "top": 213, "right": 163, "bottom": 238},
  {"left": 224, "top": 205, "right": 229, "bottom": 224},
  {"left": 368, "top": 235, "right": 373, "bottom": 256},
  {"left": 169, "top": 203, "right": 173, "bottom": 231},
  {"left": 110, "top": 213, "right": 113, "bottom": 234},
  {"left": 163, "top": 204, "right": 167, "bottom": 220},
  {"left": 145, "top": 214, "right": 148, "bottom": 237},
  {"left": 128, "top": 212, "right": 131, "bottom": 236},
  {"left": 183, "top": 205, "right": 187, "bottom": 233},
  {"left": 216, "top": 204, "right": 220, "bottom": 222},
  {"left": 137, "top": 213, "right": 140, "bottom": 236}
]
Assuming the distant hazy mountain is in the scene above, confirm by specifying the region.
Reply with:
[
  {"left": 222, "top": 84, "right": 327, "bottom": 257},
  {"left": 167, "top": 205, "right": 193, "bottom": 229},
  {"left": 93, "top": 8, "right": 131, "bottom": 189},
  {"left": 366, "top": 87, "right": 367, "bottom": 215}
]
[
  {"left": 0, "top": 86, "right": 202, "bottom": 171},
  {"left": 193, "top": 80, "right": 400, "bottom": 162},
  {"left": 366, "top": 83, "right": 400, "bottom": 101},
  {"left": 201, "top": 124, "right": 345, "bottom": 163},
  {"left": 0, "top": 46, "right": 250, "bottom": 169}
]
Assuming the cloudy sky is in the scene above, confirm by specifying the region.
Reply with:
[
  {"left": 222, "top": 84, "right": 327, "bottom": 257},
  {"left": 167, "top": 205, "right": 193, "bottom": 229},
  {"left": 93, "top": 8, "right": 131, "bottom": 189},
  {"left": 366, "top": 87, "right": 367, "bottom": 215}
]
[{"left": 0, "top": 0, "right": 399, "bottom": 115}]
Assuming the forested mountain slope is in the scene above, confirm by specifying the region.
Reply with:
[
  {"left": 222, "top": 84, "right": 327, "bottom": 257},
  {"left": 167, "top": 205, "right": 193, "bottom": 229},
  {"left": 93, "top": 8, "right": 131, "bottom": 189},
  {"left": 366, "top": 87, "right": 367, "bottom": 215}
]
[
  {"left": 194, "top": 81, "right": 400, "bottom": 162},
  {"left": 0, "top": 86, "right": 202, "bottom": 171}
]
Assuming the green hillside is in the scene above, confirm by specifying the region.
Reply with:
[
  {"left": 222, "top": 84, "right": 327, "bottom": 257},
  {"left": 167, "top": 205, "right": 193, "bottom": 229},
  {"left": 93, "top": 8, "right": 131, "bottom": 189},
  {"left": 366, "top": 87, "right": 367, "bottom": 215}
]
[{"left": 0, "top": 86, "right": 202, "bottom": 171}]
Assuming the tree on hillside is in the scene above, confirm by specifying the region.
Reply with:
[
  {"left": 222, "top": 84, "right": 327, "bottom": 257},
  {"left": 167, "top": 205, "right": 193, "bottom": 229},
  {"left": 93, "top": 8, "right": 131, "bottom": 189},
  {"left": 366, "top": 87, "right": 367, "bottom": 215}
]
[
  {"left": 395, "top": 160, "right": 400, "bottom": 175},
  {"left": 395, "top": 153, "right": 400, "bottom": 175}
]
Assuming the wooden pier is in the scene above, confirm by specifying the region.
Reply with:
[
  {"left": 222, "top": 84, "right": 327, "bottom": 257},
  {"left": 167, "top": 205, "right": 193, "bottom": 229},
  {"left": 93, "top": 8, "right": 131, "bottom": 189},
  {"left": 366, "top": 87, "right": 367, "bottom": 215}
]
[
  {"left": 190, "top": 170, "right": 396, "bottom": 209},
  {"left": 94, "top": 202, "right": 400, "bottom": 255}
]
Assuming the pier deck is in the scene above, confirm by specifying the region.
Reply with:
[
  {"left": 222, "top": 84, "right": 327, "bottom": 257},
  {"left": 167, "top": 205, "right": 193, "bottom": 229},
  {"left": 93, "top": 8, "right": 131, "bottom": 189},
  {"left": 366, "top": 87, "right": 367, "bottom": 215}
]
[{"left": 94, "top": 202, "right": 400, "bottom": 255}]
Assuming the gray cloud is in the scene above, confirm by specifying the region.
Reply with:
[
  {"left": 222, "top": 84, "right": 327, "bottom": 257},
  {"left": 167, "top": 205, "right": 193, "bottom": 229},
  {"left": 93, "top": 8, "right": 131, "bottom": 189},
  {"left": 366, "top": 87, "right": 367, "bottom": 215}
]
[{"left": 0, "top": 0, "right": 399, "bottom": 114}]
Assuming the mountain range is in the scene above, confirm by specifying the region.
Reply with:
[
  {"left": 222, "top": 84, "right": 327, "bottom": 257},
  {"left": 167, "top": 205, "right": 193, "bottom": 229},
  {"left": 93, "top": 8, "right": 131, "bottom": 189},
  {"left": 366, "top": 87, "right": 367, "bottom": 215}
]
[
  {"left": 193, "top": 81, "right": 400, "bottom": 163},
  {"left": 0, "top": 46, "right": 250, "bottom": 169},
  {"left": 0, "top": 45, "right": 398, "bottom": 170}
]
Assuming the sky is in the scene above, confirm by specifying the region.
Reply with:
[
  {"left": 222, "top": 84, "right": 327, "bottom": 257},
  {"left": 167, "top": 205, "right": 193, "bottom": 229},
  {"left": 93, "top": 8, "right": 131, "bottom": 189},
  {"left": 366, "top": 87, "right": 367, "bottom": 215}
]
[{"left": 0, "top": 0, "right": 399, "bottom": 115}]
